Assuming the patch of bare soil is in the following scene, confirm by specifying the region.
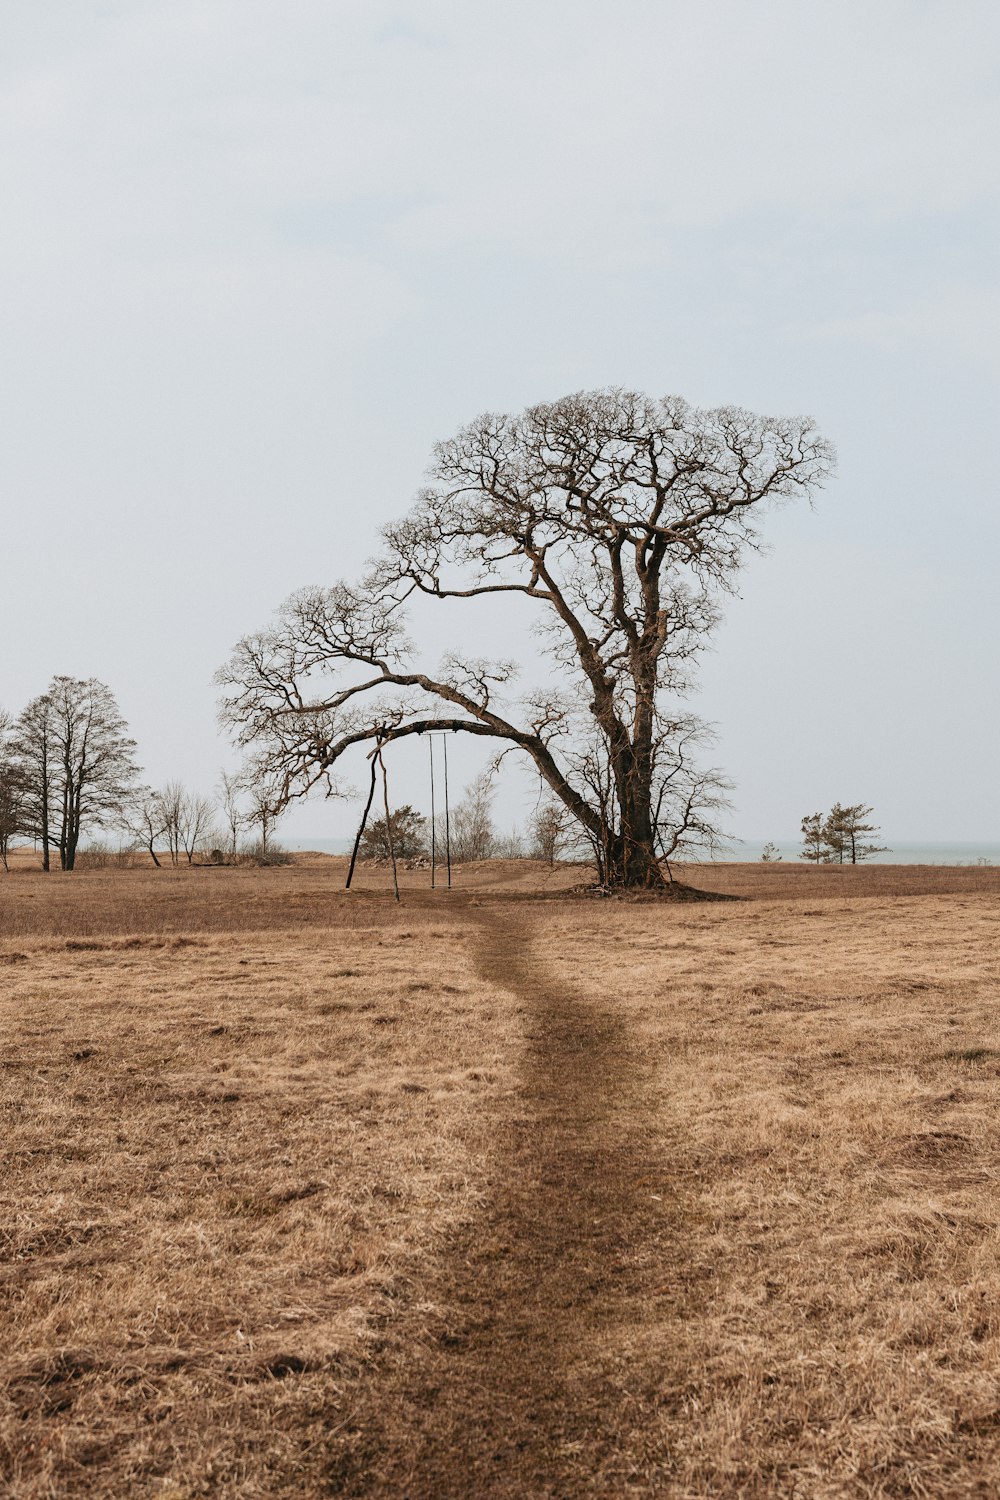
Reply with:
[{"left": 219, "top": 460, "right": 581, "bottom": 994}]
[
  {"left": 328, "top": 904, "right": 689, "bottom": 1497},
  {"left": 572, "top": 879, "right": 739, "bottom": 902}
]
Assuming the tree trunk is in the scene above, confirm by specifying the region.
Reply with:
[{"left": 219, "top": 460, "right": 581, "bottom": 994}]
[
  {"left": 599, "top": 740, "right": 666, "bottom": 888},
  {"left": 61, "top": 811, "right": 74, "bottom": 869},
  {"left": 62, "top": 786, "right": 80, "bottom": 871},
  {"left": 40, "top": 771, "right": 50, "bottom": 872},
  {"left": 604, "top": 780, "right": 665, "bottom": 889},
  {"left": 604, "top": 830, "right": 665, "bottom": 888}
]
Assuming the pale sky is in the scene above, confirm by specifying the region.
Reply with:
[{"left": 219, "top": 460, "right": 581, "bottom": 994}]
[{"left": 3, "top": 1, "right": 998, "bottom": 843}]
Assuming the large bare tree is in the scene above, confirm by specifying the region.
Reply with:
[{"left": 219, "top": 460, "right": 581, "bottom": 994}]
[
  {"left": 220, "top": 390, "right": 833, "bottom": 887},
  {"left": 155, "top": 782, "right": 216, "bottom": 865},
  {"left": 123, "top": 789, "right": 168, "bottom": 868},
  {"left": 13, "top": 678, "right": 142, "bottom": 871}
]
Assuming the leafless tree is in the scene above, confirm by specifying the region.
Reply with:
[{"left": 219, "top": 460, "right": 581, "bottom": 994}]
[
  {"left": 242, "top": 763, "right": 284, "bottom": 858},
  {"left": 529, "top": 794, "right": 577, "bottom": 865},
  {"left": 217, "top": 770, "right": 245, "bottom": 857},
  {"left": 179, "top": 792, "right": 216, "bottom": 864},
  {"left": 122, "top": 789, "right": 167, "bottom": 868},
  {"left": 12, "top": 678, "right": 141, "bottom": 871},
  {"left": 493, "top": 827, "right": 526, "bottom": 859},
  {"left": 0, "top": 712, "right": 29, "bottom": 872},
  {"left": 157, "top": 782, "right": 186, "bottom": 866},
  {"left": 154, "top": 782, "right": 217, "bottom": 864},
  {"left": 647, "top": 722, "right": 732, "bottom": 876},
  {"left": 443, "top": 772, "right": 496, "bottom": 862},
  {"left": 564, "top": 712, "right": 730, "bottom": 880},
  {"left": 219, "top": 390, "right": 833, "bottom": 887},
  {"left": 10, "top": 693, "right": 55, "bottom": 870}
]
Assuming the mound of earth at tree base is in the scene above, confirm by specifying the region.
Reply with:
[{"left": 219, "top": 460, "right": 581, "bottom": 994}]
[{"left": 571, "top": 879, "right": 741, "bottom": 902}]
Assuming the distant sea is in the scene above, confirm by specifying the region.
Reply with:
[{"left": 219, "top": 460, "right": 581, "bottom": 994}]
[
  {"left": 286, "top": 838, "right": 354, "bottom": 855},
  {"left": 287, "top": 837, "right": 1000, "bottom": 867},
  {"left": 709, "top": 840, "right": 1000, "bottom": 866}
]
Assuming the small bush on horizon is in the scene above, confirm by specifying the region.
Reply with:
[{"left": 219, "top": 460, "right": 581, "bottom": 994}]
[{"left": 240, "top": 838, "right": 293, "bottom": 867}]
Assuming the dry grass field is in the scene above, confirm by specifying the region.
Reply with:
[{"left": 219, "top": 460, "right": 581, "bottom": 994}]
[{"left": 2, "top": 851, "right": 1000, "bottom": 1497}]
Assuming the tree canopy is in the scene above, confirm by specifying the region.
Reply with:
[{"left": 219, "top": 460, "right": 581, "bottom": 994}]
[{"left": 220, "top": 389, "right": 833, "bottom": 887}]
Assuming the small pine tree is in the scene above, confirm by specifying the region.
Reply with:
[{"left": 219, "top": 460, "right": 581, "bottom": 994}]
[
  {"left": 822, "top": 803, "right": 849, "bottom": 863},
  {"left": 760, "top": 841, "right": 782, "bottom": 862},
  {"left": 828, "top": 802, "right": 887, "bottom": 864},
  {"left": 802, "top": 804, "right": 888, "bottom": 864},
  {"left": 800, "top": 813, "right": 830, "bottom": 863},
  {"left": 360, "top": 804, "right": 427, "bottom": 860}
]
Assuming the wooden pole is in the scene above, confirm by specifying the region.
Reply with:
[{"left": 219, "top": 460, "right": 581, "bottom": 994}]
[
  {"left": 429, "top": 734, "right": 436, "bottom": 889},
  {"left": 443, "top": 734, "right": 452, "bottom": 889},
  {"left": 345, "top": 744, "right": 380, "bottom": 890},
  {"left": 379, "top": 745, "right": 401, "bottom": 903}
]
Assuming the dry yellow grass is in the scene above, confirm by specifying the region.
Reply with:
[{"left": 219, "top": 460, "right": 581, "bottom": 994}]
[
  {"left": 1, "top": 865, "right": 519, "bottom": 1496},
  {"left": 2, "top": 853, "right": 1000, "bottom": 1496},
  {"left": 520, "top": 892, "right": 1000, "bottom": 1494}
]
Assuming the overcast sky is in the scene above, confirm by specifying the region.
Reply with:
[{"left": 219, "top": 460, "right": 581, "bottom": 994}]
[{"left": 3, "top": 1, "right": 998, "bottom": 844}]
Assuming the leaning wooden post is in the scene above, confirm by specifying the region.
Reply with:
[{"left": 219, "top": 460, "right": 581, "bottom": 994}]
[
  {"left": 345, "top": 739, "right": 380, "bottom": 890},
  {"left": 429, "top": 733, "right": 437, "bottom": 889},
  {"left": 378, "top": 744, "right": 401, "bottom": 903},
  {"left": 443, "top": 733, "right": 452, "bottom": 889}
]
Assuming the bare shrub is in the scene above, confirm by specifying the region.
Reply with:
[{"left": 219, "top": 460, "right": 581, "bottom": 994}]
[
  {"left": 529, "top": 797, "right": 579, "bottom": 865},
  {"left": 493, "top": 827, "right": 525, "bottom": 859},
  {"left": 240, "top": 838, "right": 293, "bottom": 867},
  {"left": 74, "top": 842, "right": 143, "bottom": 870},
  {"left": 442, "top": 773, "right": 496, "bottom": 862}
]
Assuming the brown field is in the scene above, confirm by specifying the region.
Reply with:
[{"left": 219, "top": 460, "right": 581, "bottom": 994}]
[{"left": 2, "top": 851, "right": 1000, "bottom": 1497}]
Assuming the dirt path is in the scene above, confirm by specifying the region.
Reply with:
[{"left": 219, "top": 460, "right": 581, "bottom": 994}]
[{"left": 331, "top": 902, "right": 693, "bottom": 1498}]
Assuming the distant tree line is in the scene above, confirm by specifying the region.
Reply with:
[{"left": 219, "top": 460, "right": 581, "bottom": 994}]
[
  {"left": 0, "top": 675, "right": 287, "bottom": 872},
  {"left": 800, "top": 804, "right": 887, "bottom": 864}
]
